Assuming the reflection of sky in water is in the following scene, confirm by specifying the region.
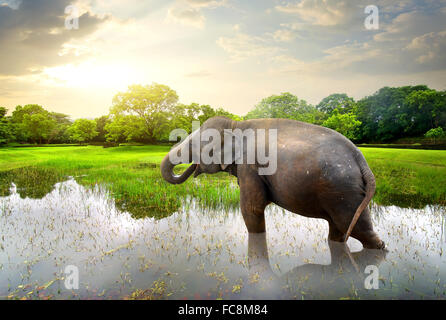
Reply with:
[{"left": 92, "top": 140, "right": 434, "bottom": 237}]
[{"left": 0, "top": 179, "right": 445, "bottom": 299}]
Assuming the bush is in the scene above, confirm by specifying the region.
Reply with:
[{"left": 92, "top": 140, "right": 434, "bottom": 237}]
[{"left": 425, "top": 127, "right": 445, "bottom": 143}]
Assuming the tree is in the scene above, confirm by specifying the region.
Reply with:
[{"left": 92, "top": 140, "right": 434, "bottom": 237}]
[
  {"left": 110, "top": 83, "right": 179, "bottom": 142},
  {"left": 94, "top": 115, "right": 110, "bottom": 142},
  {"left": 11, "top": 104, "right": 48, "bottom": 143},
  {"left": 213, "top": 107, "right": 242, "bottom": 121},
  {"left": 11, "top": 104, "right": 47, "bottom": 123},
  {"left": 322, "top": 109, "right": 362, "bottom": 141},
  {"left": 8, "top": 104, "right": 70, "bottom": 144},
  {"left": 316, "top": 93, "right": 355, "bottom": 115},
  {"left": 105, "top": 115, "right": 145, "bottom": 143},
  {"left": 425, "top": 127, "right": 445, "bottom": 143},
  {"left": 405, "top": 89, "right": 446, "bottom": 135},
  {"left": 245, "top": 92, "right": 322, "bottom": 123},
  {"left": 0, "top": 107, "right": 15, "bottom": 145},
  {"left": 67, "top": 119, "right": 98, "bottom": 144},
  {"left": 47, "top": 112, "right": 72, "bottom": 144},
  {"left": 21, "top": 113, "right": 57, "bottom": 144},
  {"left": 356, "top": 85, "right": 432, "bottom": 142},
  {"left": 169, "top": 103, "right": 202, "bottom": 135}
]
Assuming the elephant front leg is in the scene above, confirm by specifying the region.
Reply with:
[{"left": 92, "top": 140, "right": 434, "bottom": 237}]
[{"left": 239, "top": 166, "right": 269, "bottom": 233}]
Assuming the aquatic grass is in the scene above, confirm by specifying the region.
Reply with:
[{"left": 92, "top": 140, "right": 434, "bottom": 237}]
[{"left": 0, "top": 145, "right": 445, "bottom": 218}]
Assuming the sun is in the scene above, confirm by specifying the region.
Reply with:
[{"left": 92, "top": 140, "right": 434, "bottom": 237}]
[{"left": 43, "top": 60, "right": 145, "bottom": 91}]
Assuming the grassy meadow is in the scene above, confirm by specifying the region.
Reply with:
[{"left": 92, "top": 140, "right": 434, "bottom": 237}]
[
  {"left": 0, "top": 145, "right": 239, "bottom": 218},
  {"left": 0, "top": 145, "right": 445, "bottom": 219}
]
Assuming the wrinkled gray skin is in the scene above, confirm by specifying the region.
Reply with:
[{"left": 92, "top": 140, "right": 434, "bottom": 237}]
[{"left": 161, "top": 116, "right": 385, "bottom": 249}]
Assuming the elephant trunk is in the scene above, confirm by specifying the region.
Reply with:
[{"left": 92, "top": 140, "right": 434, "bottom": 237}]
[{"left": 160, "top": 153, "right": 197, "bottom": 185}]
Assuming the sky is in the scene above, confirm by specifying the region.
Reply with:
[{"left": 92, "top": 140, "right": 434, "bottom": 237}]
[{"left": 0, "top": 0, "right": 445, "bottom": 118}]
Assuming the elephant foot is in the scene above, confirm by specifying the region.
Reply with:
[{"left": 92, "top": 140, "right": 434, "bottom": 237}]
[
  {"left": 358, "top": 232, "right": 386, "bottom": 250},
  {"left": 363, "top": 239, "right": 386, "bottom": 250},
  {"left": 329, "top": 222, "right": 386, "bottom": 250}
]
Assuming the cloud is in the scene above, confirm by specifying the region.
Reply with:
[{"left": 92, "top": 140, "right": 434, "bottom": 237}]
[
  {"left": 405, "top": 30, "right": 446, "bottom": 64},
  {"left": 271, "top": 28, "right": 298, "bottom": 42},
  {"left": 374, "top": 9, "right": 446, "bottom": 42},
  {"left": 166, "top": 0, "right": 225, "bottom": 28},
  {"left": 267, "top": 1, "right": 446, "bottom": 76},
  {"left": 274, "top": 0, "right": 427, "bottom": 29},
  {"left": 185, "top": 0, "right": 225, "bottom": 8},
  {"left": 0, "top": 0, "right": 22, "bottom": 9},
  {"left": 167, "top": 4, "right": 205, "bottom": 28},
  {"left": 275, "top": 0, "right": 359, "bottom": 27},
  {"left": 0, "top": 0, "right": 108, "bottom": 76},
  {"left": 216, "top": 32, "right": 282, "bottom": 61}
]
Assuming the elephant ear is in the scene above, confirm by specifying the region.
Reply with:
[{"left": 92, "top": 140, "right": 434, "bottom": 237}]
[{"left": 220, "top": 130, "right": 242, "bottom": 170}]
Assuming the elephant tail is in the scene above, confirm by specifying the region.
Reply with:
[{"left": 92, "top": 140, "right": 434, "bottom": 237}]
[{"left": 343, "top": 150, "right": 376, "bottom": 242}]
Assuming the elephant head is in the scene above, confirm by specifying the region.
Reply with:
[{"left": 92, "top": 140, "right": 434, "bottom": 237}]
[{"left": 160, "top": 117, "right": 235, "bottom": 184}]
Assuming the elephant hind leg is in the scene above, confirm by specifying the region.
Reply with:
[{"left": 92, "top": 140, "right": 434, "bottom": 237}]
[
  {"left": 327, "top": 218, "right": 345, "bottom": 242},
  {"left": 324, "top": 204, "right": 385, "bottom": 250}
]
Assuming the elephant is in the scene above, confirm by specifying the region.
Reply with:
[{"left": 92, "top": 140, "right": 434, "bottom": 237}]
[{"left": 160, "top": 116, "right": 385, "bottom": 249}]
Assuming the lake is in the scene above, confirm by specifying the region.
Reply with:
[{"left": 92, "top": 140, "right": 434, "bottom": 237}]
[{"left": 0, "top": 177, "right": 445, "bottom": 299}]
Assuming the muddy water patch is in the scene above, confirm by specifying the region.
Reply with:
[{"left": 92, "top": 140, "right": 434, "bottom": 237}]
[{"left": 0, "top": 179, "right": 445, "bottom": 299}]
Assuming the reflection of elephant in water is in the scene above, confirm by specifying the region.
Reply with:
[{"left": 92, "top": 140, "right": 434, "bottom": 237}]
[
  {"left": 247, "top": 233, "right": 387, "bottom": 298},
  {"left": 161, "top": 117, "right": 385, "bottom": 249}
]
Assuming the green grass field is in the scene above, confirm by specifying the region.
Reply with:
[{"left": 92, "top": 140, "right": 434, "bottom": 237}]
[{"left": 0, "top": 145, "right": 445, "bottom": 218}]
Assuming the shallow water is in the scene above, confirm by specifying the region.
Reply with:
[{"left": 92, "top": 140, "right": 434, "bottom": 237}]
[{"left": 0, "top": 178, "right": 445, "bottom": 299}]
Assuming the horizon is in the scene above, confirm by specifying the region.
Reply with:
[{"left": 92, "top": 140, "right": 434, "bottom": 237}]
[{"left": 1, "top": 0, "right": 445, "bottom": 119}]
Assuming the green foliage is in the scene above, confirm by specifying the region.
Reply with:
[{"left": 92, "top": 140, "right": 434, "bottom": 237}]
[
  {"left": 11, "top": 104, "right": 46, "bottom": 123},
  {"left": 356, "top": 85, "right": 446, "bottom": 142},
  {"left": 48, "top": 112, "right": 72, "bottom": 144},
  {"left": 316, "top": 93, "right": 355, "bottom": 115},
  {"left": 67, "top": 119, "right": 98, "bottom": 144},
  {"left": 0, "top": 107, "right": 15, "bottom": 145},
  {"left": 425, "top": 127, "right": 445, "bottom": 138},
  {"left": 4, "top": 84, "right": 446, "bottom": 146},
  {"left": 110, "top": 83, "right": 179, "bottom": 142},
  {"left": 322, "top": 109, "right": 362, "bottom": 141},
  {"left": 245, "top": 92, "right": 323, "bottom": 124},
  {"left": 9, "top": 104, "right": 71, "bottom": 144},
  {"left": 93, "top": 115, "right": 110, "bottom": 142},
  {"left": 169, "top": 103, "right": 203, "bottom": 135},
  {"left": 424, "top": 127, "right": 445, "bottom": 143},
  {"left": 213, "top": 108, "right": 242, "bottom": 121},
  {"left": 22, "top": 113, "right": 57, "bottom": 144},
  {"left": 105, "top": 115, "right": 146, "bottom": 143}
]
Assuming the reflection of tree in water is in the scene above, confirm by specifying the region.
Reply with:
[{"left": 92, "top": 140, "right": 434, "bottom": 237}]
[
  {"left": 0, "top": 167, "right": 66, "bottom": 199},
  {"left": 113, "top": 197, "right": 181, "bottom": 220},
  {"left": 247, "top": 233, "right": 387, "bottom": 299}
]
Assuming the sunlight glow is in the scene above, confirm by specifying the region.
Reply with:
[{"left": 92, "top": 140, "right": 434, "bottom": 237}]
[{"left": 43, "top": 61, "right": 146, "bottom": 91}]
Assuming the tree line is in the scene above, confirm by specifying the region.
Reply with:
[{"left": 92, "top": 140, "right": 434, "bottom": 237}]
[{"left": 0, "top": 83, "right": 445, "bottom": 146}]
